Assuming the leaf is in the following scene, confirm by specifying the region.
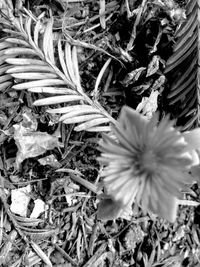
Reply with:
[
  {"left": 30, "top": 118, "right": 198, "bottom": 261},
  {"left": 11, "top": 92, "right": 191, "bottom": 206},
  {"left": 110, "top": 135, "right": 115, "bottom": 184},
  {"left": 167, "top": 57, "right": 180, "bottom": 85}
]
[
  {"left": 0, "top": 13, "right": 116, "bottom": 132},
  {"left": 4, "top": 47, "right": 39, "bottom": 56},
  {"left": 62, "top": 114, "right": 104, "bottom": 124},
  {"left": 65, "top": 42, "right": 76, "bottom": 84},
  {"left": 146, "top": 55, "right": 160, "bottom": 77},
  {"left": 11, "top": 72, "right": 58, "bottom": 79},
  {"left": 28, "top": 87, "right": 75, "bottom": 94},
  {"left": 165, "top": 0, "right": 200, "bottom": 129},
  {"left": 43, "top": 18, "right": 55, "bottom": 64},
  {"left": 71, "top": 45, "right": 82, "bottom": 90},
  {"left": 38, "top": 154, "right": 61, "bottom": 168},
  {"left": 5, "top": 58, "right": 47, "bottom": 65},
  {"left": 93, "top": 58, "right": 111, "bottom": 100},
  {"left": 136, "top": 90, "right": 159, "bottom": 119},
  {"left": 58, "top": 106, "right": 102, "bottom": 121},
  {"left": 47, "top": 104, "right": 95, "bottom": 114},
  {"left": 57, "top": 38, "right": 71, "bottom": 81},
  {"left": 99, "top": 0, "right": 106, "bottom": 29},
  {"left": 6, "top": 65, "right": 53, "bottom": 73},
  {"left": 74, "top": 117, "right": 110, "bottom": 131},
  {"left": 151, "top": 75, "right": 165, "bottom": 91},
  {"left": 33, "top": 95, "right": 83, "bottom": 105},
  {"left": 12, "top": 79, "right": 66, "bottom": 90},
  {"left": 30, "top": 199, "right": 46, "bottom": 219},
  {"left": 5, "top": 37, "right": 30, "bottom": 46},
  {"left": 122, "top": 67, "right": 146, "bottom": 86},
  {"left": 10, "top": 185, "right": 31, "bottom": 217},
  {"left": 34, "top": 20, "right": 42, "bottom": 47},
  {"left": 13, "top": 123, "right": 61, "bottom": 168}
]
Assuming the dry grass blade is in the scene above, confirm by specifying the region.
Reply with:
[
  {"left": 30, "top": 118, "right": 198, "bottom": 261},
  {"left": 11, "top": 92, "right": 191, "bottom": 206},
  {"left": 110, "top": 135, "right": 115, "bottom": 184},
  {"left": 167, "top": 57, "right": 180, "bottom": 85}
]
[
  {"left": 31, "top": 241, "right": 53, "bottom": 267},
  {"left": 56, "top": 170, "right": 100, "bottom": 194},
  {"left": 0, "top": 230, "right": 18, "bottom": 265}
]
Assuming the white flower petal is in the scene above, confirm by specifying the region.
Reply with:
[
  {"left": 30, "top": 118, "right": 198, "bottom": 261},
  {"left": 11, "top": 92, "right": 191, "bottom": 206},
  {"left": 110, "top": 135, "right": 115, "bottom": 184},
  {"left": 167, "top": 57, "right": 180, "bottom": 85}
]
[
  {"left": 105, "top": 170, "right": 132, "bottom": 191},
  {"left": 183, "top": 129, "right": 200, "bottom": 150},
  {"left": 119, "top": 106, "right": 148, "bottom": 130},
  {"left": 114, "top": 178, "right": 139, "bottom": 205},
  {"left": 189, "top": 150, "right": 199, "bottom": 166},
  {"left": 153, "top": 183, "right": 178, "bottom": 222}
]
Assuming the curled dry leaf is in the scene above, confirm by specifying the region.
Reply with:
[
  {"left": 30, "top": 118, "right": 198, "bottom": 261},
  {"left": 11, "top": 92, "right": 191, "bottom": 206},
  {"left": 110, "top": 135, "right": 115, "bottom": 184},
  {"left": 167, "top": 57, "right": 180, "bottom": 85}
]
[
  {"left": 136, "top": 90, "right": 159, "bottom": 119},
  {"left": 13, "top": 123, "right": 62, "bottom": 168}
]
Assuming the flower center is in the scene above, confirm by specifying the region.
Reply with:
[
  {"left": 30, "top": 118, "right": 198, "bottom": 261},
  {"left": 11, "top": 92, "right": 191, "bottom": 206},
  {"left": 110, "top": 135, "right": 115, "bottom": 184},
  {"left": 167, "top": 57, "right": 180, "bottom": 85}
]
[{"left": 140, "top": 149, "right": 158, "bottom": 174}]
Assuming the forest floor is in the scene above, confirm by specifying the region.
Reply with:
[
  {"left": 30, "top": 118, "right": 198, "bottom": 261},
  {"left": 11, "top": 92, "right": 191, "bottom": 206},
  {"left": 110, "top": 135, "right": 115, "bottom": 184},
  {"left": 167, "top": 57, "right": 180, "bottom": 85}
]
[{"left": 1, "top": 0, "right": 200, "bottom": 266}]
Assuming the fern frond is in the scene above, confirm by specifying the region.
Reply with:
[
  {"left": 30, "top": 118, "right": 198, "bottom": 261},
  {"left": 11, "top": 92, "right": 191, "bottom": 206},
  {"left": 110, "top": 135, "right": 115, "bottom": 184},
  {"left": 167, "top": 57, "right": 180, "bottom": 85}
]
[
  {"left": 0, "top": 12, "right": 116, "bottom": 131},
  {"left": 165, "top": 0, "right": 200, "bottom": 129},
  {"left": 0, "top": 40, "right": 14, "bottom": 91}
]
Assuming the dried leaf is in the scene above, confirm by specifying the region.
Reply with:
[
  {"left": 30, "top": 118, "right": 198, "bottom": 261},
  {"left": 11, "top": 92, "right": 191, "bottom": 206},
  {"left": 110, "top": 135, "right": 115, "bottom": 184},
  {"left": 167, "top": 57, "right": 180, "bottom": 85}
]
[
  {"left": 30, "top": 199, "right": 46, "bottom": 219},
  {"left": 38, "top": 154, "right": 61, "bottom": 168},
  {"left": 122, "top": 67, "right": 146, "bottom": 86},
  {"left": 136, "top": 90, "right": 159, "bottom": 119},
  {"left": 146, "top": 55, "right": 160, "bottom": 77},
  {"left": 13, "top": 123, "right": 61, "bottom": 168},
  {"left": 10, "top": 185, "right": 31, "bottom": 216}
]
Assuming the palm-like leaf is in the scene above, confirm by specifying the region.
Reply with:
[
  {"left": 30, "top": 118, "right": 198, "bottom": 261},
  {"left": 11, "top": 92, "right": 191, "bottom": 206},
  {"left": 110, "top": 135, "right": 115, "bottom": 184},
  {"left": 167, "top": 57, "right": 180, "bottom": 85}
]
[
  {"left": 0, "top": 12, "right": 116, "bottom": 132},
  {"left": 165, "top": 0, "right": 199, "bottom": 130}
]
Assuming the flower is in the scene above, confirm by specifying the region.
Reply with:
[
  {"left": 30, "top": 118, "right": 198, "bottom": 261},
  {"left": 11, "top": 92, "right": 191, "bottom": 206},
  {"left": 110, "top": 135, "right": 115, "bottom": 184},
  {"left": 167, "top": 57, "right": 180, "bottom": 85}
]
[{"left": 98, "top": 106, "right": 200, "bottom": 222}]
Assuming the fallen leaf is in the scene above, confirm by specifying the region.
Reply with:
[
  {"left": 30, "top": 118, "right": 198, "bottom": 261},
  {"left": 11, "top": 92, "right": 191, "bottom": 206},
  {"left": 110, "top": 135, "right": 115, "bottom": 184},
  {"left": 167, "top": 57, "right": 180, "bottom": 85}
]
[
  {"left": 136, "top": 90, "right": 159, "bottom": 119},
  {"left": 13, "top": 123, "right": 62, "bottom": 168},
  {"left": 122, "top": 67, "right": 146, "bottom": 86},
  {"left": 10, "top": 185, "right": 31, "bottom": 217},
  {"left": 38, "top": 154, "right": 62, "bottom": 168},
  {"left": 146, "top": 55, "right": 160, "bottom": 77},
  {"left": 30, "top": 199, "right": 46, "bottom": 218}
]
